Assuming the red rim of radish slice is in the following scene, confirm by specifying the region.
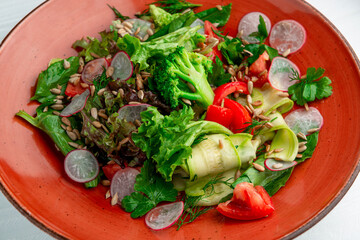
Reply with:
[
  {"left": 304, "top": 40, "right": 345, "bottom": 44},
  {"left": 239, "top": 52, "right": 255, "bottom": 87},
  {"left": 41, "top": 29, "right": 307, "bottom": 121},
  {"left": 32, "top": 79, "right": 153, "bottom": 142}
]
[
  {"left": 60, "top": 89, "right": 90, "bottom": 117},
  {"left": 145, "top": 201, "right": 184, "bottom": 231},
  {"left": 64, "top": 149, "right": 99, "bottom": 183},
  {"left": 268, "top": 57, "right": 300, "bottom": 92},
  {"left": 264, "top": 158, "right": 298, "bottom": 171},
  {"left": 111, "top": 51, "right": 133, "bottom": 81},
  {"left": 285, "top": 107, "right": 324, "bottom": 135},
  {"left": 110, "top": 168, "right": 140, "bottom": 205},
  {"left": 269, "top": 19, "right": 306, "bottom": 55},
  {"left": 117, "top": 103, "right": 150, "bottom": 123},
  {"left": 238, "top": 12, "right": 271, "bottom": 44},
  {"left": 81, "top": 58, "right": 109, "bottom": 85}
]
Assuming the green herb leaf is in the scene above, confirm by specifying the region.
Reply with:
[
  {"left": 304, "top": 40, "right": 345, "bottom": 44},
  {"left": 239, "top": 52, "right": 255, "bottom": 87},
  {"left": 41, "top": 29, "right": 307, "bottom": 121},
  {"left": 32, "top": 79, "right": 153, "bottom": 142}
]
[
  {"left": 207, "top": 56, "right": 231, "bottom": 86},
  {"left": 121, "top": 160, "right": 178, "bottom": 218},
  {"left": 195, "top": 3, "right": 232, "bottom": 27},
  {"left": 107, "top": 4, "right": 130, "bottom": 21},
  {"left": 153, "top": 0, "right": 202, "bottom": 14},
  {"left": 288, "top": 67, "right": 333, "bottom": 106}
]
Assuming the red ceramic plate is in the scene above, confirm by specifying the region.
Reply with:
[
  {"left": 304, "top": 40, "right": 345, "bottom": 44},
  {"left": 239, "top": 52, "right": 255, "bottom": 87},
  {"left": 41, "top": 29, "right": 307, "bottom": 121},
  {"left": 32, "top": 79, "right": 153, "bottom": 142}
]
[{"left": 1, "top": 0, "right": 360, "bottom": 239}]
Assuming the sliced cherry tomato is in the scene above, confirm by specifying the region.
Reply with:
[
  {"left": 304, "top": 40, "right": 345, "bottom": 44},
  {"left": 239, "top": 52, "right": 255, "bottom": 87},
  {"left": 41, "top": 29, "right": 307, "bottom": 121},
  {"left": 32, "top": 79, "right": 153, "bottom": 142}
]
[
  {"left": 102, "top": 164, "right": 122, "bottom": 181},
  {"left": 64, "top": 82, "right": 87, "bottom": 97},
  {"left": 223, "top": 98, "right": 251, "bottom": 133},
  {"left": 217, "top": 182, "right": 275, "bottom": 220},
  {"left": 204, "top": 21, "right": 224, "bottom": 62},
  {"left": 205, "top": 105, "right": 233, "bottom": 128},
  {"left": 213, "top": 82, "right": 249, "bottom": 106},
  {"left": 248, "top": 51, "right": 270, "bottom": 88}
]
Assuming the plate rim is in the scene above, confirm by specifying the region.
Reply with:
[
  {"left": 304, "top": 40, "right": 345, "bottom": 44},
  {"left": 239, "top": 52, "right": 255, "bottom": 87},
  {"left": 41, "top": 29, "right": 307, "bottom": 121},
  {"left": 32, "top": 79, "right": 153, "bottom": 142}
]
[{"left": 0, "top": 0, "right": 359, "bottom": 239}]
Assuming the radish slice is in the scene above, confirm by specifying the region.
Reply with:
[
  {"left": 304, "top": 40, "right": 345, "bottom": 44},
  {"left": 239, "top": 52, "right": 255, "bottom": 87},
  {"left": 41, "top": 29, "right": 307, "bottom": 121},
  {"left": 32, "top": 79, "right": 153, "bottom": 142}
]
[
  {"left": 238, "top": 12, "right": 271, "bottom": 44},
  {"left": 117, "top": 104, "right": 150, "bottom": 123},
  {"left": 81, "top": 58, "right": 108, "bottom": 84},
  {"left": 60, "top": 89, "right": 90, "bottom": 117},
  {"left": 111, "top": 51, "right": 133, "bottom": 81},
  {"left": 285, "top": 107, "right": 323, "bottom": 135},
  {"left": 145, "top": 201, "right": 184, "bottom": 231},
  {"left": 268, "top": 57, "right": 300, "bottom": 91},
  {"left": 110, "top": 168, "right": 140, "bottom": 205},
  {"left": 123, "top": 19, "right": 152, "bottom": 39},
  {"left": 264, "top": 158, "right": 297, "bottom": 171},
  {"left": 190, "top": 18, "right": 205, "bottom": 35},
  {"left": 64, "top": 149, "right": 99, "bottom": 183},
  {"left": 269, "top": 20, "right": 306, "bottom": 55}
]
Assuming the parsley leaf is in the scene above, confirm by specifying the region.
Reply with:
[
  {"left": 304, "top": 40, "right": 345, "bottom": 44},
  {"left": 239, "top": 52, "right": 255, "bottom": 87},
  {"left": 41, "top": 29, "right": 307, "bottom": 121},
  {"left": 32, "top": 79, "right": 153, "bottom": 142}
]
[
  {"left": 207, "top": 56, "right": 232, "bottom": 86},
  {"left": 288, "top": 67, "right": 333, "bottom": 106},
  {"left": 249, "top": 15, "right": 268, "bottom": 44},
  {"left": 121, "top": 160, "right": 178, "bottom": 218}
]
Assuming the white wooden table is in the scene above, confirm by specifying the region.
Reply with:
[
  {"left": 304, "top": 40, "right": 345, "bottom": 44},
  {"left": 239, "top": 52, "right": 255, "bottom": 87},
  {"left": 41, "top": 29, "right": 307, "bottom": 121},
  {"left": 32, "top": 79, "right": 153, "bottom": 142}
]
[{"left": 1, "top": 0, "right": 359, "bottom": 239}]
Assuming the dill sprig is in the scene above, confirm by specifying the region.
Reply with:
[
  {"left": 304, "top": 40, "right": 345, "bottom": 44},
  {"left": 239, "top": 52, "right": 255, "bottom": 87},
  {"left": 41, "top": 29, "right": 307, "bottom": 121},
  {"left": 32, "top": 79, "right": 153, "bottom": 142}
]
[
  {"left": 176, "top": 174, "right": 233, "bottom": 230},
  {"left": 107, "top": 4, "right": 130, "bottom": 21},
  {"left": 93, "top": 68, "right": 111, "bottom": 92}
]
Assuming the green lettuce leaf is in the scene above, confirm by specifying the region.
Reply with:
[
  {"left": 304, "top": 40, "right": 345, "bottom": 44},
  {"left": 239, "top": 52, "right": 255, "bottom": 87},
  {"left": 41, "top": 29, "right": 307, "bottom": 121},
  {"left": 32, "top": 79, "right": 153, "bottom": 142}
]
[
  {"left": 31, "top": 56, "right": 79, "bottom": 104},
  {"left": 149, "top": 4, "right": 180, "bottom": 29}
]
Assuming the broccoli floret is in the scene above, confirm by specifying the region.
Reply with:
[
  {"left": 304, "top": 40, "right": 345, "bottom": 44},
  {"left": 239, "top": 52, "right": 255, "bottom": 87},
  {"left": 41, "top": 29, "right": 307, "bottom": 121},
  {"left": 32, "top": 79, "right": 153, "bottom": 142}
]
[{"left": 153, "top": 47, "right": 214, "bottom": 108}]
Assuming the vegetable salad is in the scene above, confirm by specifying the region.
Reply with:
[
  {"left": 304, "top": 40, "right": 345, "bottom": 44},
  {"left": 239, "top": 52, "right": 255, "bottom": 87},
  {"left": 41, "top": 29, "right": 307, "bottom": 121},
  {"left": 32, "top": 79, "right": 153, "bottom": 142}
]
[{"left": 16, "top": 0, "right": 332, "bottom": 230}]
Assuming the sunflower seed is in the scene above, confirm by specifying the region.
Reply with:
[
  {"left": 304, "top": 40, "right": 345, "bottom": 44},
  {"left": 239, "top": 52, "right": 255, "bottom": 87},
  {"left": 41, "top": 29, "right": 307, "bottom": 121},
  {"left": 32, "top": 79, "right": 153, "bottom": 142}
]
[
  {"left": 236, "top": 30, "right": 244, "bottom": 39},
  {"left": 304, "top": 102, "right": 309, "bottom": 111},
  {"left": 245, "top": 105, "right": 253, "bottom": 114},
  {"left": 90, "top": 85, "right": 95, "bottom": 97},
  {"left": 61, "top": 117, "right": 71, "bottom": 126},
  {"left": 101, "top": 180, "right": 111, "bottom": 187},
  {"left": 298, "top": 141, "right": 307, "bottom": 147},
  {"left": 261, "top": 82, "right": 271, "bottom": 90},
  {"left": 274, "top": 148, "right": 284, "bottom": 153},
  {"left": 43, "top": 106, "right": 48, "bottom": 112},
  {"left": 252, "top": 100, "right": 262, "bottom": 106},
  {"left": 66, "top": 131, "right": 77, "bottom": 141},
  {"left": 50, "top": 88, "right": 61, "bottom": 95},
  {"left": 272, "top": 163, "right": 284, "bottom": 169},
  {"left": 252, "top": 108, "right": 263, "bottom": 118},
  {"left": 245, "top": 66, "right": 249, "bottom": 75},
  {"left": 301, "top": 74, "right": 307, "bottom": 80},
  {"left": 111, "top": 192, "right": 119, "bottom": 206},
  {"left": 258, "top": 115, "right": 270, "bottom": 121},
  {"left": 118, "top": 29, "right": 128, "bottom": 37},
  {"left": 235, "top": 169, "right": 241, "bottom": 179},
  {"left": 298, "top": 145, "right": 307, "bottom": 153},
  {"left": 136, "top": 74, "right": 144, "bottom": 90},
  {"left": 52, "top": 111, "right": 60, "bottom": 116},
  {"left": 106, "top": 66, "right": 114, "bottom": 78},
  {"left": 296, "top": 153, "right": 303, "bottom": 158},
  {"left": 228, "top": 67, "right": 236, "bottom": 76},
  {"left": 282, "top": 48, "right": 291, "bottom": 57},
  {"left": 90, "top": 108, "right": 98, "bottom": 119},
  {"left": 242, "top": 39, "right": 250, "bottom": 45},
  {"left": 80, "top": 83, "right": 89, "bottom": 88},
  {"left": 277, "top": 91, "right": 289, "bottom": 97},
  {"left": 243, "top": 49, "right": 253, "bottom": 57},
  {"left": 105, "top": 190, "right": 111, "bottom": 199},
  {"left": 265, "top": 122, "right": 273, "bottom": 128},
  {"left": 134, "top": 27, "right": 141, "bottom": 36},
  {"left": 61, "top": 124, "right": 67, "bottom": 130},
  {"left": 247, "top": 81, "right": 253, "bottom": 94},
  {"left": 98, "top": 112, "right": 108, "bottom": 120},
  {"left": 66, "top": 125, "right": 72, "bottom": 132},
  {"left": 73, "top": 129, "right": 81, "bottom": 140},
  {"left": 137, "top": 90, "right": 145, "bottom": 100},
  {"left": 307, "top": 128, "right": 320, "bottom": 134},
  {"left": 68, "top": 142, "right": 80, "bottom": 148},
  {"left": 97, "top": 88, "right": 106, "bottom": 96},
  {"left": 92, "top": 121, "right": 102, "bottom": 128},
  {"left": 237, "top": 71, "right": 243, "bottom": 80},
  {"left": 142, "top": 34, "right": 149, "bottom": 41},
  {"left": 78, "top": 57, "right": 84, "bottom": 73},
  {"left": 182, "top": 98, "right": 192, "bottom": 105},
  {"left": 128, "top": 101, "right": 142, "bottom": 105},
  {"left": 265, "top": 144, "right": 271, "bottom": 152},
  {"left": 69, "top": 76, "right": 80, "bottom": 84},
  {"left": 259, "top": 69, "right": 268, "bottom": 77},
  {"left": 216, "top": 5, "right": 222, "bottom": 10},
  {"left": 246, "top": 94, "right": 252, "bottom": 105},
  {"left": 112, "top": 90, "right": 118, "bottom": 96},
  {"left": 63, "top": 59, "right": 70, "bottom": 69},
  {"left": 51, "top": 104, "right": 64, "bottom": 110},
  {"left": 253, "top": 163, "right": 265, "bottom": 172},
  {"left": 123, "top": 21, "right": 133, "bottom": 29},
  {"left": 90, "top": 52, "right": 101, "bottom": 59},
  {"left": 101, "top": 124, "right": 109, "bottom": 133},
  {"left": 297, "top": 132, "right": 307, "bottom": 140},
  {"left": 267, "top": 149, "right": 274, "bottom": 155}
]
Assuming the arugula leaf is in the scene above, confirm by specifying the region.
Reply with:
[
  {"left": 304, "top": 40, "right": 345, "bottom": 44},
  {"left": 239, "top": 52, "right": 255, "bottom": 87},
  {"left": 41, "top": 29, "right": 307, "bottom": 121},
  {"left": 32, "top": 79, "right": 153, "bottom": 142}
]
[
  {"left": 207, "top": 56, "right": 231, "bottom": 86},
  {"left": 195, "top": 3, "right": 232, "bottom": 27},
  {"left": 121, "top": 160, "right": 178, "bottom": 218},
  {"left": 288, "top": 67, "right": 333, "bottom": 106},
  {"left": 107, "top": 4, "right": 130, "bottom": 21},
  {"left": 31, "top": 57, "right": 79, "bottom": 104},
  {"left": 249, "top": 15, "right": 268, "bottom": 44}
]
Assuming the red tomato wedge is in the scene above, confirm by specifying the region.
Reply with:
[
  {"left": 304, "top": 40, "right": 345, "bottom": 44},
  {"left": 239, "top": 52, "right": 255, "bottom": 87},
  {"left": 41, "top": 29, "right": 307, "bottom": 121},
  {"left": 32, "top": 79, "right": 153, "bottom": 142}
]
[
  {"left": 102, "top": 164, "right": 122, "bottom": 181},
  {"left": 213, "top": 82, "right": 249, "bottom": 106},
  {"left": 205, "top": 105, "right": 233, "bottom": 128},
  {"left": 217, "top": 182, "right": 274, "bottom": 220},
  {"left": 204, "top": 21, "right": 223, "bottom": 62},
  {"left": 65, "top": 82, "right": 87, "bottom": 97},
  {"left": 248, "top": 51, "right": 270, "bottom": 88}
]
